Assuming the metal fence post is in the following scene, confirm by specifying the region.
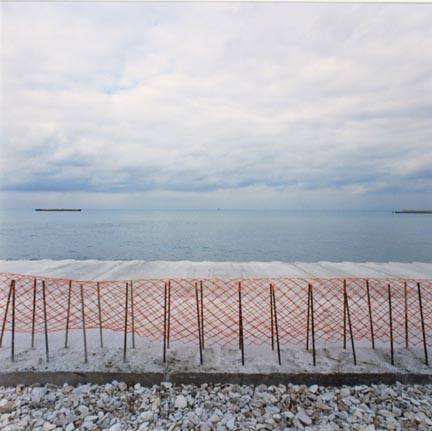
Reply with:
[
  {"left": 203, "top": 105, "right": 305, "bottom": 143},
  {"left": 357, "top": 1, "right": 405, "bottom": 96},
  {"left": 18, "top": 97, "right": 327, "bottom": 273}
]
[
  {"left": 344, "top": 283, "right": 357, "bottom": 365},
  {"left": 343, "top": 280, "right": 347, "bottom": 350},
  {"left": 131, "top": 281, "right": 136, "bottom": 349},
  {"left": 417, "top": 282, "right": 429, "bottom": 365},
  {"left": 97, "top": 282, "right": 103, "bottom": 348},
  {"left": 64, "top": 280, "right": 72, "bottom": 349},
  {"left": 31, "top": 278, "right": 37, "bottom": 348},
  {"left": 366, "top": 279, "right": 375, "bottom": 349},
  {"left": 123, "top": 282, "right": 129, "bottom": 362},
  {"left": 404, "top": 281, "right": 409, "bottom": 349},
  {"left": 270, "top": 283, "right": 274, "bottom": 351},
  {"left": 80, "top": 284, "right": 88, "bottom": 364},
  {"left": 309, "top": 283, "right": 316, "bottom": 366},
  {"left": 306, "top": 282, "right": 310, "bottom": 350},
  {"left": 195, "top": 282, "right": 203, "bottom": 365},
  {"left": 167, "top": 280, "right": 171, "bottom": 349},
  {"left": 238, "top": 281, "right": 245, "bottom": 366},
  {"left": 200, "top": 280, "right": 205, "bottom": 349},
  {"left": 42, "top": 280, "right": 49, "bottom": 362},
  {"left": 11, "top": 280, "right": 15, "bottom": 362},
  {"left": 388, "top": 284, "right": 394, "bottom": 365},
  {"left": 0, "top": 281, "right": 13, "bottom": 348},
  {"left": 271, "top": 284, "right": 281, "bottom": 365},
  {"left": 163, "top": 282, "right": 167, "bottom": 363}
]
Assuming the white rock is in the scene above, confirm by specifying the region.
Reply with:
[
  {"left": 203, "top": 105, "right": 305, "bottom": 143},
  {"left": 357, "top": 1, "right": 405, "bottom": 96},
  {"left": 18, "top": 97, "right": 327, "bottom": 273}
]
[
  {"left": 174, "top": 395, "right": 187, "bottom": 409},
  {"left": 226, "top": 417, "right": 235, "bottom": 430},
  {"left": 140, "top": 411, "right": 153, "bottom": 421},
  {"left": 340, "top": 388, "right": 350, "bottom": 398},
  {"left": 77, "top": 405, "right": 89, "bottom": 417},
  {"left": 0, "top": 380, "right": 430, "bottom": 431},
  {"left": 75, "top": 384, "right": 91, "bottom": 395},
  {"left": 118, "top": 382, "right": 127, "bottom": 391},
  {"left": 0, "top": 399, "right": 14, "bottom": 414},
  {"left": 84, "top": 415, "right": 98, "bottom": 422},
  {"left": 209, "top": 414, "right": 220, "bottom": 424},
  {"left": 296, "top": 409, "right": 312, "bottom": 426},
  {"left": 32, "top": 387, "right": 47, "bottom": 404},
  {"left": 392, "top": 407, "right": 402, "bottom": 417},
  {"left": 151, "top": 397, "right": 161, "bottom": 410},
  {"left": 309, "top": 384, "right": 319, "bottom": 394},
  {"left": 378, "top": 409, "right": 394, "bottom": 418},
  {"left": 321, "top": 392, "right": 334, "bottom": 401}
]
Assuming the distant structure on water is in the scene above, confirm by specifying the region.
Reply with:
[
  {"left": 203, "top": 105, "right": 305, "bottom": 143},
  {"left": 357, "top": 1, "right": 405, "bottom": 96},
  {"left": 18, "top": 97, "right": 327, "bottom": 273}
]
[
  {"left": 35, "top": 209, "right": 82, "bottom": 212},
  {"left": 393, "top": 209, "right": 432, "bottom": 214}
]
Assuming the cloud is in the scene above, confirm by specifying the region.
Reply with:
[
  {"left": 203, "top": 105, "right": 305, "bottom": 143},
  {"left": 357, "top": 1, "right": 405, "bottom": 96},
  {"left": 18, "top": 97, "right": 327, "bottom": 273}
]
[{"left": 1, "top": 3, "right": 432, "bottom": 208}]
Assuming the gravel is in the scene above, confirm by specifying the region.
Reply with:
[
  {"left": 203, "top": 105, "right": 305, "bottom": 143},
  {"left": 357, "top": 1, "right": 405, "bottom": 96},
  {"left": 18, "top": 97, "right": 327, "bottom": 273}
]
[{"left": 1, "top": 381, "right": 432, "bottom": 430}]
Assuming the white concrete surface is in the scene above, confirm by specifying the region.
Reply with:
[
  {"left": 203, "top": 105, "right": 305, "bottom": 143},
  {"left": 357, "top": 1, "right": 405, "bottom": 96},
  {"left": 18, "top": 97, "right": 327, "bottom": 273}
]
[
  {"left": 0, "top": 260, "right": 431, "bottom": 280},
  {"left": 0, "top": 329, "right": 430, "bottom": 376}
]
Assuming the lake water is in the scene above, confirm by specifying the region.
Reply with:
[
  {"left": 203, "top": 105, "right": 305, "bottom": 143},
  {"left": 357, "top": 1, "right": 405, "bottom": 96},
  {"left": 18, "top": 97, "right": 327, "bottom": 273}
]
[{"left": 0, "top": 209, "right": 431, "bottom": 261}]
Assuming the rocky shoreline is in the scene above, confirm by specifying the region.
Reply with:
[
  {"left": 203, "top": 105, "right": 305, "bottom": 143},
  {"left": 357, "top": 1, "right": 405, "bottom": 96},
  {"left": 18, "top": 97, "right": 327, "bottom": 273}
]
[{"left": 1, "top": 381, "right": 431, "bottom": 430}]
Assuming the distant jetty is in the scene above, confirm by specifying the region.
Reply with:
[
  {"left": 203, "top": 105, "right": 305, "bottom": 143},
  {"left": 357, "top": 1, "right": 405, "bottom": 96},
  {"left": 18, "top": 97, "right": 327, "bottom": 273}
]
[
  {"left": 393, "top": 209, "right": 432, "bottom": 214},
  {"left": 35, "top": 209, "right": 82, "bottom": 212}
]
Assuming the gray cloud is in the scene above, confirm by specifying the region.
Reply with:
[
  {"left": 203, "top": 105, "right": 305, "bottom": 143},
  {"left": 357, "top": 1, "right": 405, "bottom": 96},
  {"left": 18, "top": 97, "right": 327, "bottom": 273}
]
[{"left": 1, "top": 3, "right": 431, "bottom": 208}]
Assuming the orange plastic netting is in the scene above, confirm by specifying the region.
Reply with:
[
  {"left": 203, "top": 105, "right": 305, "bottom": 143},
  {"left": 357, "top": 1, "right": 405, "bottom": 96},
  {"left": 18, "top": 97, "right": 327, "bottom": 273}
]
[{"left": 0, "top": 273, "right": 431, "bottom": 349}]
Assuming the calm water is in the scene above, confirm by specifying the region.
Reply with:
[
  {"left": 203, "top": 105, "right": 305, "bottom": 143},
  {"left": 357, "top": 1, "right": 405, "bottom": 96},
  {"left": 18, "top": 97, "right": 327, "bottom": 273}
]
[{"left": 0, "top": 209, "right": 431, "bottom": 261}]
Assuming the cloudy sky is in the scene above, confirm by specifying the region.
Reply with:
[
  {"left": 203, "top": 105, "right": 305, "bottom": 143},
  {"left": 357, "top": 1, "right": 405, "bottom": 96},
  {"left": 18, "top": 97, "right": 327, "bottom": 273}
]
[{"left": 1, "top": 3, "right": 431, "bottom": 210}]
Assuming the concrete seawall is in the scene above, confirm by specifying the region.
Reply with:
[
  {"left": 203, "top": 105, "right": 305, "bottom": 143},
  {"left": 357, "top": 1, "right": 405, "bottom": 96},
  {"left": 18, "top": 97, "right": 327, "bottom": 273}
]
[
  {"left": 1, "top": 371, "right": 432, "bottom": 387},
  {"left": 1, "top": 260, "right": 431, "bottom": 280}
]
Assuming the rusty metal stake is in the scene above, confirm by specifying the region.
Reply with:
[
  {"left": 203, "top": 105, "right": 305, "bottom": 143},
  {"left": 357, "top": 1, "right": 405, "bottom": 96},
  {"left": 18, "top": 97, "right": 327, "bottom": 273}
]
[
  {"left": 163, "top": 282, "right": 167, "bottom": 363},
  {"left": 130, "top": 281, "right": 136, "bottom": 349},
  {"left": 343, "top": 279, "right": 347, "bottom": 350},
  {"left": 417, "top": 282, "right": 429, "bottom": 366},
  {"left": 0, "top": 281, "right": 13, "bottom": 348},
  {"left": 123, "top": 282, "right": 129, "bottom": 362},
  {"left": 195, "top": 282, "right": 203, "bottom": 365},
  {"left": 309, "top": 283, "right": 316, "bottom": 366},
  {"left": 366, "top": 279, "right": 375, "bottom": 349},
  {"left": 344, "top": 284, "right": 357, "bottom": 365},
  {"left": 31, "top": 278, "right": 37, "bottom": 349},
  {"left": 167, "top": 280, "right": 171, "bottom": 349},
  {"left": 306, "top": 282, "right": 310, "bottom": 350},
  {"left": 270, "top": 283, "right": 274, "bottom": 351},
  {"left": 238, "top": 281, "right": 245, "bottom": 366},
  {"left": 388, "top": 284, "right": 394, "bottom": 365},
  {"left": 42, "top": 281, "right": 49, "bottom": 362},
  {"left": 271, "top": 284, "right": 281, "bottom": 365},
  {"left": 11, "top": 280, "right": 15, "bottom": 362},
  {"left": 200, "top": 280, "right": 205, "bottom": 349},
  {"left": 80, "top": 284, "right": 88, "bottom": 364},
  {"left": 404, "top": 281, "right": 409, "bottom": 349},
  {"left": 97, "top": 282, "right": 103, "bottom": 348},
  {"left": 64, "top": 280, "right": 72, "bottom": 349}
]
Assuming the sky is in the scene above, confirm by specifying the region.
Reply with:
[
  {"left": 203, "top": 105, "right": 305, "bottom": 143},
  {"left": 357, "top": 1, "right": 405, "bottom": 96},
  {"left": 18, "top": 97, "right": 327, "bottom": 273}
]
[{"left": 1, "top": 3, "right": 432, "bottom": 210}]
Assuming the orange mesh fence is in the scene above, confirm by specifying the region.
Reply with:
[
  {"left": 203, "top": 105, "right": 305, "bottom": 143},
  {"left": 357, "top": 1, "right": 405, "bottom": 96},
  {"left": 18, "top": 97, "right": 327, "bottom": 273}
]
[{"left": 1, "top": 273, "right": 431, "bottom": 353}]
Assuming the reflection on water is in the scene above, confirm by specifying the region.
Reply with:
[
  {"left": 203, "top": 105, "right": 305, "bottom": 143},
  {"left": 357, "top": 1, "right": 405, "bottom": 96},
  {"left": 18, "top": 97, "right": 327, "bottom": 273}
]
[{"left": 0, "top": 209, "right": 431, "bottom": 261}]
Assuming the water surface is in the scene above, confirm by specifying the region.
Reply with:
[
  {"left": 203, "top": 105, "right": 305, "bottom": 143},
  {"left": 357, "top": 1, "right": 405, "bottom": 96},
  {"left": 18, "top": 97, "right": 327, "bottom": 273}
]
[{"left": 1, "top": 209, "right": 431, "bottom": 261}]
